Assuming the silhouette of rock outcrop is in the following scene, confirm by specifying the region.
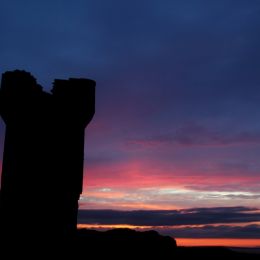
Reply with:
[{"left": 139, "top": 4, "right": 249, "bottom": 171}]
[
  {"left": 1, "top": 228, "right": 259, "bottom": 259},
  {"left": 0, "top": 70, "right": 95, "bottom": 243},
  {"left": 76, "top": 228, "right": 177, "bottom": 258},
  {"left": 74, "top": 229, "right": 259, "bottom": 259}
]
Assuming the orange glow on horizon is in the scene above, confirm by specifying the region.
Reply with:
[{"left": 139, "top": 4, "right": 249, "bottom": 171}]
[
  {"left": 79, "top": 200, "right": 182, "bottom": 210},
  {"left": 176, "top": 238, "right": 260, "bottom": 248}
]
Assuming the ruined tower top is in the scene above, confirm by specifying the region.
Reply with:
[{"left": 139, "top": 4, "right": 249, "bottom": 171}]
[{"left": 1, "top": 70, "right": 42, "bottom": 94}]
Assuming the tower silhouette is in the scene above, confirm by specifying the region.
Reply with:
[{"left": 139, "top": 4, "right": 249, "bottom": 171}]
[{"left": 0, "top": 70, "right": 95, "bottom": 243}]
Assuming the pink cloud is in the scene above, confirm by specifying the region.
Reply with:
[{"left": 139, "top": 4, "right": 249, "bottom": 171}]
[{"left": 83, "top": 158, "right": 260, "bottom": 191}]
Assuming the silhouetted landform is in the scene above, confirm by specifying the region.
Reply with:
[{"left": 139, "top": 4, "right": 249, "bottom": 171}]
[
  {"left": 0, "top": 70, "right": 95, "bottom": 242},
  {"left": 76, "top": 228, "right": 177, "bottom": 258},
  {"left": 0, "top": 228, "right": 259, "bottom": 259},
  {"left": 75, "top": 229, "right": 259, "bottom": 259}
]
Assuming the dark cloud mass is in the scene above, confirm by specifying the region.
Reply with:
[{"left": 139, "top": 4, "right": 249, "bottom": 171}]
[
  {"left": 78, "top": 206, "right": 260, "bottom": 226},
  {"left": 160, "top": 224, "right": 260, "bottom": 238},
  {"left": 78, "top": 207, "right": 260, "bottom": 238}
]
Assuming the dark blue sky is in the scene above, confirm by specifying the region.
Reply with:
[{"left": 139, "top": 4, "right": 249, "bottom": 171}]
[{"left": 1, "top": 0, "right": 260, "bottom": 214}]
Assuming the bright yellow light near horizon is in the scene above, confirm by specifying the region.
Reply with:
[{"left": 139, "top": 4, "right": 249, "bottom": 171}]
[
  {"left": 77, "top": 224, "right": 154, "bottom": 229},
  {"left": 78, "top": 222, "right": 260, "bottom": 230}
]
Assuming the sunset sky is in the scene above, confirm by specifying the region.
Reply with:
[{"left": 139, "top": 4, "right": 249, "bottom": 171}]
[{"left": 0, "top": 0, "right": 260, "bottom": 243}]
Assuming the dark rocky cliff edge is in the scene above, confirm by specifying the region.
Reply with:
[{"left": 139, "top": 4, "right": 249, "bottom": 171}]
[{"left": 0, "top": 228, "right": 259, "bottom": 259}]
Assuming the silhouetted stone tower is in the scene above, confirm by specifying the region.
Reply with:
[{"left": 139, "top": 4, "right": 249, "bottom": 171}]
[{"left": 0, "top": 70, "right": 95, "bottom": 242}]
